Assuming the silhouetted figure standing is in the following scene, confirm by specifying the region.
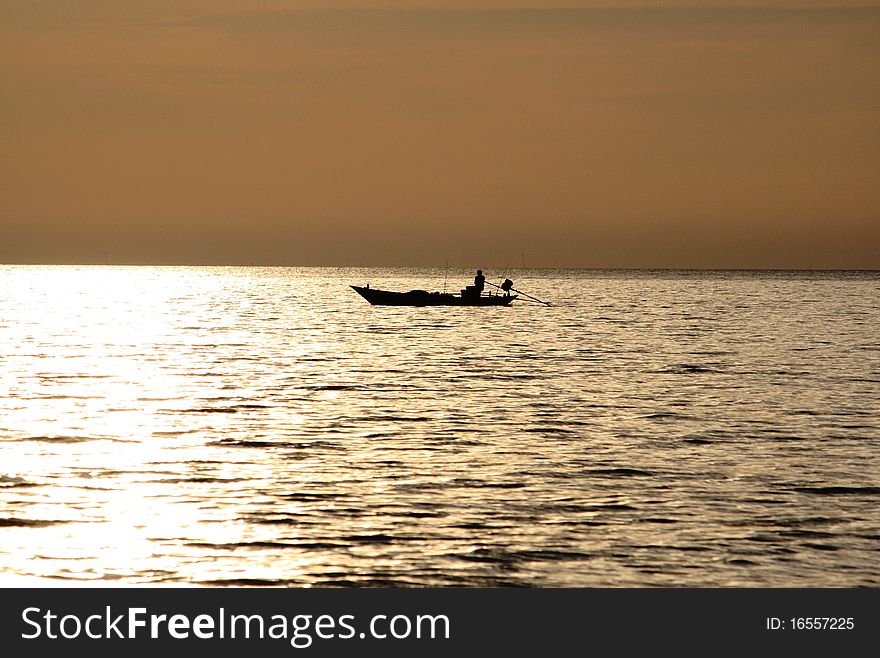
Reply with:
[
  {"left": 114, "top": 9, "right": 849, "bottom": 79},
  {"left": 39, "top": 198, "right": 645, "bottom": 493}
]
[{"left": 501, "top": 278, "right": 513, "bottom": 297}]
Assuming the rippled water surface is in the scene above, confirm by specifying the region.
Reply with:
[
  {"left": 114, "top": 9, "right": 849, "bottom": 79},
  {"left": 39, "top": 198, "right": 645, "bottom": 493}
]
[{"left": 1, "top": 266, "right": 878, "bottom": 586}]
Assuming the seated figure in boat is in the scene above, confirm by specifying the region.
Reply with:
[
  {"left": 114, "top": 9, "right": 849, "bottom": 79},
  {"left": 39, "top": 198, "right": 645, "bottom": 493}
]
[
  {"left": 462, "top": 269, "right": 486, "bottom": 298},
  {"left": 474, "top": 269, "right": 485, "bottom": 293}
]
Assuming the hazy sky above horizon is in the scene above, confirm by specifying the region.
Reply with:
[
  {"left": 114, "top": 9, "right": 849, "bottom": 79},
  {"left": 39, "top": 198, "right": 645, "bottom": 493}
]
[{"left": 3, "top": 1, "right": 879, "bottom": 267}]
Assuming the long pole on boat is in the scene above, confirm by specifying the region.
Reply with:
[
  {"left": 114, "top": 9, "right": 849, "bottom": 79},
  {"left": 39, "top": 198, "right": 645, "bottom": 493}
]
[{"left": 485, "top": 280, "right": 552, "bottom": 306}]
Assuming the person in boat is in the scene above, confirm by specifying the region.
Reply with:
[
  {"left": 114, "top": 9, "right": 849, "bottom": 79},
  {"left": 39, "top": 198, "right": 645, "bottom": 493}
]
[
  {"left": 461, "top": 269, "right": 486, "bottom": 298},
  {"left": 474, "top": 269, "right": 485, "bottom": 293},
  {"left": 501, "top": 278, "right": 513, "bottom": 297}
]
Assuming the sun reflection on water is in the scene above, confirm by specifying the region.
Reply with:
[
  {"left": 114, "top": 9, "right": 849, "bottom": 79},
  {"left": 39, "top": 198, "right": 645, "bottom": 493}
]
[{"left": 1, "top": 266, "right": 878, "bottom": 586}]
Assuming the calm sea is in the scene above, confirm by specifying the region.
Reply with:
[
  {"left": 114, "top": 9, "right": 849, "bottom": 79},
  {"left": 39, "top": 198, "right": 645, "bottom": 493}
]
[{"left": 1, "top": 266, "right": 878, "bottom": 586}]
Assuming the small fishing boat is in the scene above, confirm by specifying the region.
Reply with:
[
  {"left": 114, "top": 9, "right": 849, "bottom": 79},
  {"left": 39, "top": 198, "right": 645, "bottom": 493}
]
[{"left": 351, "top": 285, "right": 516, "bottom": 307}]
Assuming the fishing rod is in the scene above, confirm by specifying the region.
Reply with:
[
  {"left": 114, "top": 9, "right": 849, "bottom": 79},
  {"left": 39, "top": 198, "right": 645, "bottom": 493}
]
[{"left": 485, "top": 280, "right": 552, "bottom": 306}]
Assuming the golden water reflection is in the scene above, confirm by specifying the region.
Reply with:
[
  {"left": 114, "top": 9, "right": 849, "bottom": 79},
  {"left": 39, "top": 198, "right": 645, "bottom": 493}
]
[{"left": 1, "top": 266, "right": 878, "bottom": 586}]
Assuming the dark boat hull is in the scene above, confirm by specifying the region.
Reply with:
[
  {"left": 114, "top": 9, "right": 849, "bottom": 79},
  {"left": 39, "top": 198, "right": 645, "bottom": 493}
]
[{"left": 351, "top": 285, "right": 515, "bottom": 307}]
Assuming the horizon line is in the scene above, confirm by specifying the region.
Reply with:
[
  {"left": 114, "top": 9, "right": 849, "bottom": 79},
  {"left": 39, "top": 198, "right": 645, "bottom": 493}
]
[{"left": 2, "top": 262, "right": 878, "bottom": 273}]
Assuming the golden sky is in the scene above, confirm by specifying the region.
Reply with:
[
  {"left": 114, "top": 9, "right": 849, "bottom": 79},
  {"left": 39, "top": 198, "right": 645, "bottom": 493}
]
[{"left": 3, "top": 1, "right": 879, "bottom": 267}]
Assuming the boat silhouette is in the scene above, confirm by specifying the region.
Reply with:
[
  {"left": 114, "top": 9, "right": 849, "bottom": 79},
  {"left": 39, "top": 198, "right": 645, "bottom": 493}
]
[{"left": 350, "top": 285, "right": 516, "bottom": 307}]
